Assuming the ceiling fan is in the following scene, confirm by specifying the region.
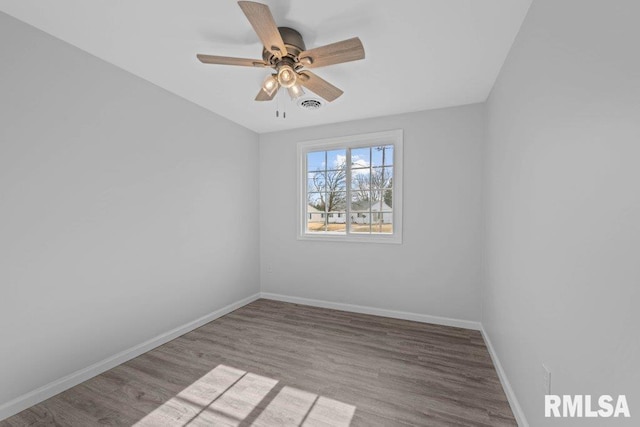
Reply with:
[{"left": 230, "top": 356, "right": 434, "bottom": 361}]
[{"left": 197, "top": 1, "right": 365, "bottom": 103}]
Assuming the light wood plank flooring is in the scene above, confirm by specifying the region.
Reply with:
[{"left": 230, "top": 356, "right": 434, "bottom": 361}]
[{"left": 2, "top": 299, "right": 516, "bottom": 426}]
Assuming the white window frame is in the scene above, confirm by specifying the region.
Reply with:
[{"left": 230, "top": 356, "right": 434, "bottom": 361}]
[{"left": 297, "top": 129, "right": 403, "bottom": 244}]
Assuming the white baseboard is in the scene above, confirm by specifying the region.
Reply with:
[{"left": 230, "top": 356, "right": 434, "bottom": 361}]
[
  {"left": 0, "top": 292, "right": 261, "bottom": 422},
  {"left": 260, "top": 292, "right": 482, "bottom": 331},
  {"left": 481, "top": 326, "right": 529, "bottom": 427}
]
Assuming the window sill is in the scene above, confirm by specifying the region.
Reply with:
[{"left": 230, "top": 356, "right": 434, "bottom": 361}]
[{"left": 297, "top": 233, "right": 402, "bottom": 244}]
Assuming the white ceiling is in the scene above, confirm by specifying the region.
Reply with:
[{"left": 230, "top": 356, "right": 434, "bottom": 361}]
[{"left": 0, "top": 0, "right": 531, "bottom": 133}]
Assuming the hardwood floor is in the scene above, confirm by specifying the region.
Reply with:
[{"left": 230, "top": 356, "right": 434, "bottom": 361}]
[{"left": 2, "top": 299, "right": 516, "bottom": 426}]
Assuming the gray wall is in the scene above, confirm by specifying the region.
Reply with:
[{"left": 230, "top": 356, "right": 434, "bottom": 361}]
[
  {"left": 483, "top": 0, "right": 640, "bottom": 425},
  {"left": 0, "top": 13, "right": 259, "bottom": 406},
  {"left": 260, "top": 105, "right": 485, "bottom": 321}
]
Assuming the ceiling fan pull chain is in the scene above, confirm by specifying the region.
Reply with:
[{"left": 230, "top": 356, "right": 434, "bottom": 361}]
[{"left": 282, "top": 90, "right": 287, "bottom": 119}]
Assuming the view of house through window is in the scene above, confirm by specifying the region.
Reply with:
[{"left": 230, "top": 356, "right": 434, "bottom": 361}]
[{"left": 306, "top": 145, "right": 394, "bottom": 235}]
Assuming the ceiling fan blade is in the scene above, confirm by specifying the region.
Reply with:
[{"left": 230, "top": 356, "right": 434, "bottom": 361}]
[
  {"left": 238, "top": 1, "right": 288, "bottom": 57},
  {"left": 298, "top": 71, "right": 343, "bottom": 102},
  {"left": 255, "top": 87, "right": 278, "bottom": 101},
  {"left": 299, "top": 37, "right": 365, "bottom": 69},
  {"left": 197, "top": 54, "right": 267, "bottom": 67}
]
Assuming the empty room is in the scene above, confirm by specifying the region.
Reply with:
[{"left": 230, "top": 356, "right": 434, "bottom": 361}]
[{"left": 1, "top": 0, "right": 638, "bottom": 426}]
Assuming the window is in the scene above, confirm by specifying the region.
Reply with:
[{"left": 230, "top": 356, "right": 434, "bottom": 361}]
[{"left": 297, "top": 130, "right": 403, "bottom": 243}]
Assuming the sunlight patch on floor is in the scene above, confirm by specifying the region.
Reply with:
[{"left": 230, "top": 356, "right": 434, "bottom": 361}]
[
  {"left": 253, "top": 386, "right": 317, "bottom": 426},
  {"left": 304, "top": 396, "right": 356, "bottom": 426},
  {"left": 189, "top": 372, "right": 278, "bottom": 425},
  {"left": 135, "top": 364, "right": 247, "bottom": 426},
  {"left": 133, "top": 364, "right": 355, "bottom": 426}
]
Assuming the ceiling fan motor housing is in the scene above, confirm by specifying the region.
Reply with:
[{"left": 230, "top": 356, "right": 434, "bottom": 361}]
[{"left": 262, "top": 27, "right": 306, "bottom": 67}]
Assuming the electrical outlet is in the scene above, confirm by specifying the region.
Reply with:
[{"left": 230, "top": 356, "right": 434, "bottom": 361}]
[
  {"left": 266, "top": 264, "right": 273, "bottom": 273},
  {"left": 542, "top": 364, "right": 551, "bottom": 394}
]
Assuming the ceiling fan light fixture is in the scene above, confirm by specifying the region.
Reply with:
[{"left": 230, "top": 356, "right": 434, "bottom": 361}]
[
  {"left": 277, "top": 64, "right": 297, "bottom": 88},
  {"left": 287, "top": 84, "right": 305, "bottom": 100},
  {"left": 262, "top": 74, "right": 279, "bottom": 96}
]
